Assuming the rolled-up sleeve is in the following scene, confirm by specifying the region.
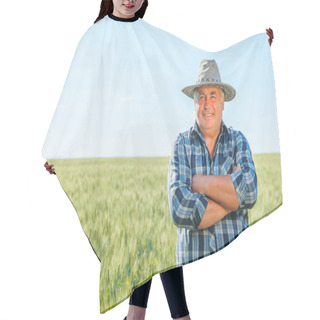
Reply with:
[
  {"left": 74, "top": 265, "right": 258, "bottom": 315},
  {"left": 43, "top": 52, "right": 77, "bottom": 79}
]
[
  {"left": 168, "top": 135, "right": 209, "bottom": 230},
  {"left": 230, "top": 131, "right": 258, "bottom": 209}
]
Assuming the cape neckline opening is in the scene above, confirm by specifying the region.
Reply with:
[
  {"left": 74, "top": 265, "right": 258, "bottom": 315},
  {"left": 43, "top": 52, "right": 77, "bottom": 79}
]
[{"left": 108, "top": 12, "right": 140, "bottom": 22}]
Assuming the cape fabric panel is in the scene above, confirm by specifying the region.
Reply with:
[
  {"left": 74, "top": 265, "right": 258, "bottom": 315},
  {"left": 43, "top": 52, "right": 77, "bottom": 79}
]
[{"left": 42, "top": 15, "right": 282, "bottom": 313}]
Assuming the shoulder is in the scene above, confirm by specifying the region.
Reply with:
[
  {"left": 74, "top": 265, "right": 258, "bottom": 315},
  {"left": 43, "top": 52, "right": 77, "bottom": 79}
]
[
  {"left": 222, "top": 124, "right": 252, "bottom": 151},
  {"left": 174, "top": 127, "right": 194, "bottom": 147},
  {"left": 234, "top": 129, "right": 247, "bottom": 142},
  {"left": 70, "top": 18, "right": 112, "bottom": 60},
  {"left": 138, "top": 19, "right": 180, "bottom": 38},
  {"left": 223, "top": 124, "right": 247, "bottom": 143},
  {"left": 232, "top": 128, "right": 252, "bottom": 151},
  {"left": 77, "top": 18, "right": 108, "bottom": 46},
  {"left": 235, "top": 130, "right": 249, "bottom": 146},
  {"left": 138, "top": 19, "right": 202, "bottom": 53},
  {"left": 171, "top": 127, "right": 194, "bottom": 158}
]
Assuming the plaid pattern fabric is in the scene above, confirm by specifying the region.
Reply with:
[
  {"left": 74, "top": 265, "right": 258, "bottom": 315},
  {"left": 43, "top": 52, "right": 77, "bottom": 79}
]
[{"left": 168, "top": 121, "right": 257, "bottom": 265}]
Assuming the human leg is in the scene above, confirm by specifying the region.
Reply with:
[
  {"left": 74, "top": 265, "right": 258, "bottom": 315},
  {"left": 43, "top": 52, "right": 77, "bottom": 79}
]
[
  {"left": 126, "top": 266, "right": 190, "bottom": 320},
  {"left": 126, "top": 278, "right": 152, "bottom": 320},
  {"left": 160, "top": 266, "right": 190, "bottom": 320}
]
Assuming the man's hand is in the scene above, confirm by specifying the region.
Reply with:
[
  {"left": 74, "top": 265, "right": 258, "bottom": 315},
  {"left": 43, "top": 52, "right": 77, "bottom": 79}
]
[
  {"left": 192, "top": 174, "right": 207, "bottom": 194},
  {"left": 233, "top": 164, "right": 241, "bottom": 173}
]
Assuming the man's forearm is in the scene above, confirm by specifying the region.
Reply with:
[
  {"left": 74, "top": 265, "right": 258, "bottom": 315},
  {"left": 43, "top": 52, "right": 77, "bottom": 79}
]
[
  {"left": 193, "top": 174, "right": 239, "bottom": 211},
  {"left": 204, "top": 175, "right": 239, "bottom": 210},
  {"left": 197, "top": 199, "right": 231, "bottom": 230}
]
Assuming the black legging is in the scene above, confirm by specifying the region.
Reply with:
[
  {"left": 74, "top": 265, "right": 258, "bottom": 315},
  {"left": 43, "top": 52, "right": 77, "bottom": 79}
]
[{"left": 129, "top": 266, "right": 189, "bottom": 319}]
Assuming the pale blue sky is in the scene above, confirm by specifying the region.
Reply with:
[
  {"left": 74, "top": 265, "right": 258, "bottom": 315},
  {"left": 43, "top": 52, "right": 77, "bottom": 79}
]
[{"left": 42, "top": 21, "right": 279, "bottom": 159}]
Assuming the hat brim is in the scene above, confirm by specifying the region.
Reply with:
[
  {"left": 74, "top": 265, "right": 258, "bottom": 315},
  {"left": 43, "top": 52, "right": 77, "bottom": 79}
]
[{"left": 182, "top": 83, "right": 236, "bottom": 101}]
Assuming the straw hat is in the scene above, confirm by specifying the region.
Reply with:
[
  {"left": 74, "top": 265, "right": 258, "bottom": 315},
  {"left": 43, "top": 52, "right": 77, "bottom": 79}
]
[{"left": 182, "top": 59, "right": 236, "bottom": 101}]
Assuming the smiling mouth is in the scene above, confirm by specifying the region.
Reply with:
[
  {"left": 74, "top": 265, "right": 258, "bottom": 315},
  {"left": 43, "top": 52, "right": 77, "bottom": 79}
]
[
  {"left": 123, "top": 4, "right": 134, "bottom": 9},
  {"left": 203, "top": 113, "right": 214, "bottom": 118}
]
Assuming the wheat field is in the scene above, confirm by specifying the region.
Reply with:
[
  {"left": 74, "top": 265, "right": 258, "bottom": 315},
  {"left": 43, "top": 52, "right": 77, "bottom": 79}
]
[{"left": 49, "top": 153, "right": 282, "bottom": 312}]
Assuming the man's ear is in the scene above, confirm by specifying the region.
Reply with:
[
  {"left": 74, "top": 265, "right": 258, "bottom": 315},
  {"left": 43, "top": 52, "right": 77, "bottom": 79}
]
[{"left": 194, "top": 100, "right": 198, "bottom": 111}]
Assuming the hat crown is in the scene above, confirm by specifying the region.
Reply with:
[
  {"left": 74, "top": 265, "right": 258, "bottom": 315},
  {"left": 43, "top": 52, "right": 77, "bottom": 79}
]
[
  {"left": 181, "top": 58, "right": 236, "bottom": 101},
  {"left": 196, "top": 59, "right": 221, "bottom": 85}
]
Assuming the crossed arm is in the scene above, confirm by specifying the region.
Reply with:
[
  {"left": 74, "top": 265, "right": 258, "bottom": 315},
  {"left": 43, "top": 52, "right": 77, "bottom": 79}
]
[
  {"left": 168, "top": 132, "right": 257, "bottom": 231},
  {"left": 196, "top": 199, "right": 232, "bottom": 230},
  {"left": 194, "top": 166, "right": 240, "bottom": 230}
]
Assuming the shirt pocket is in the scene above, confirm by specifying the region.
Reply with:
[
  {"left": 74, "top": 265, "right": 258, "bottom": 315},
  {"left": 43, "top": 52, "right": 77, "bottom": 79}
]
[{"left": 220, "top": 156, "right": 234, "bottom": 175}]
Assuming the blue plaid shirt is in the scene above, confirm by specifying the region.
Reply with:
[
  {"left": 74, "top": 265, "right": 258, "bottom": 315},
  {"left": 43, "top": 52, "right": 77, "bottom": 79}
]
[{"left": 168, "top": 120, "right": 257, "bottom": 265}]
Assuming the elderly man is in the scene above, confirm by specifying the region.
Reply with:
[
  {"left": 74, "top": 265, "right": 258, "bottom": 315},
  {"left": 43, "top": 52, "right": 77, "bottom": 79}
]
[{"left": 168, "top": 59, "right": 258, "bottom": 265}]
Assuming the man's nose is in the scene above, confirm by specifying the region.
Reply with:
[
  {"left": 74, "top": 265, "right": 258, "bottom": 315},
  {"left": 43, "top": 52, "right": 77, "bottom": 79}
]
[{"left": 204, "top": 96, "right": 208, "bottom": 108}]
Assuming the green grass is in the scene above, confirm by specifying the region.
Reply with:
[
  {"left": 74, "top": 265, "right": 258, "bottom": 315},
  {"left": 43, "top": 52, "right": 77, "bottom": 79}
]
[
  {"left": 49, "top": 153, "right": 282, "bottom": 312},
  {"left": 250, "top": 154, "right": 282, "bottom": 225}
]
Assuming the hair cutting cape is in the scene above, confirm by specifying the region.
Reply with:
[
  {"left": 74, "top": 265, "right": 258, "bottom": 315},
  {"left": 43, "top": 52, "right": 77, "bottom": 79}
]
[{"left": 42, "top": 14, "right": 282, "bottom": 313}]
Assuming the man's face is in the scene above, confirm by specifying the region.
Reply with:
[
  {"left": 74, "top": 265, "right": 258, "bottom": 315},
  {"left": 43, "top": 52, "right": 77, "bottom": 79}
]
[{"left": 194, "top": 87, "right": 225, "bottom": 135}]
